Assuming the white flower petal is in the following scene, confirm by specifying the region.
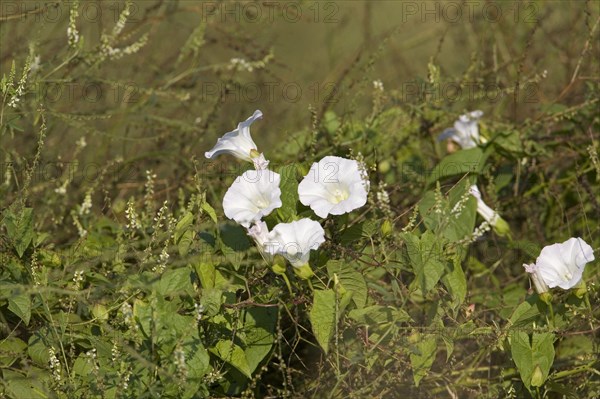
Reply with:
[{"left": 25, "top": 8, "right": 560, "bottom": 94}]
[
  {"left": 223, "top": 170, "right": 282, "bottom": 227},
  {"left": 267, "top": 219, "right": 325, "bottom": 267},
  {"left": 523, "top": 263, "right": 549, "bottom": 294},
  {"left": 439, "top": 110, "right": 483, "bottom": 149},
  {"left": 247, "top": 220, "right": 269, "bottom": 246},
  {"left": 205, "top": 110, "right": 266, "bottom": 166},
  {"left": 469, "top": 185, "right": 499, "bottom": 225},
  {"left": 298, "top": 156, "right": 369, "bottom": 218},
  {"left": 247, "top": 220, "right": 274, "bottom": 261},
  {"left": 533, "top": 237, "right": 594, "bottom": 290}
]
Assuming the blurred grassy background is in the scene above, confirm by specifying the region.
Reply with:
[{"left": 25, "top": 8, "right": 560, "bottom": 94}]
[
  {"left": 1, "top": 0, "right": 598, "bottom": 233},
  {"left": 1, "top": 2, "right": 599, "bottom": 397}
]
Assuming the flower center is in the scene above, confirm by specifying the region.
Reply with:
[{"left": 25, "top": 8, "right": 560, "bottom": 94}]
[
  {"left": 330, "top": 188, "right": 349, "bottom": 204},
  {"left": 256, "top": 198, "right": 268, "bottom": 209},
  {"left": 249, "top": 149, "right": 260, "bottom": 158},
  {"left": 560, "top": 269, "right": 573, "bottom": 282}
]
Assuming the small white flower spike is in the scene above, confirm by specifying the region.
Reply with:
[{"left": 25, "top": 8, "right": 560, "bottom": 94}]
[
  {"left": 298, "top": 156, "right": 369, "bottom": 218},
  {"left": 524, "top": 237, "right": 594, "bottom": 291},
  {"left": 266, "top": 219, "right": 325, "bottom": 267},
  {"left": 222, "top": 170, "right": 282, "bottom": 227},
  {"left": 438, "top": 110, "right": 484, "bottom": 149},
  {"left": 205, "top": 110, "right": 269, "bottom": 170}
]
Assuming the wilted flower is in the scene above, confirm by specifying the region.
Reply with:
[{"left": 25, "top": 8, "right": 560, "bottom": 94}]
[
  {"left": 205, "top": 110, "right": 269, "bottom": 170},
  {"left": 298, "top": 156, "right": 369, "bottom": 218},
  {"left": 247, "top": 220, "right": 275, "bottom": 261},
  {"left": 438, "top": 110, "right": 484, "bottom": 149},
  {"left": 469, "top": 185, "right": 510, "bottom": 236},
  {"left": 266, "top": 219, "right": 325, "bottom": 268},
  {"left": 223, "top": 170, "right": 282, "bottom": 227},
  {"left": 524, "top": 237, "right": 595, "bottom": 292}
]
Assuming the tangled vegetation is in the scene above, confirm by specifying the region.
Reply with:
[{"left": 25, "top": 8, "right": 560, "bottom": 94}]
[{"left": 1, "top": 1, "right": 599, "bottom": 398}]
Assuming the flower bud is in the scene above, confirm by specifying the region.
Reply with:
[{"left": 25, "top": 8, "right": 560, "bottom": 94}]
[
  {"left": 378, "top": 160, "right": 391, "bottom": 174},
  {"left": 573, "top": 281, "right": 587, "bottom": 299},
  {"left": 530, "top": 364, "right": 545, "bottom": 387},
  {"left": 381, "top": 219, "right": 393, "bottom": 236},
  {"left": 539, "top": 292, "right": 552, "bottom": 305},
  {"left": 492, "top": 216, "right": 511, "bottom": 237},
  {"left": 293, "top": 264, "right": 314, "bottom": 280},
  {"left": 271, "top": 255, "right": 287, "bottom": 275}
]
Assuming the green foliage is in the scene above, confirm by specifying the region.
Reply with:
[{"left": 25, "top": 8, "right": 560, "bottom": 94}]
[
  {"left": 2, "top": 207, "right": 34, "bottom": 258},
  {"left": 309, "top": 289, "right": 337, "bottom": 354},
  {"left": 510, "top": 331, "right": 555, "bottom": 390}
]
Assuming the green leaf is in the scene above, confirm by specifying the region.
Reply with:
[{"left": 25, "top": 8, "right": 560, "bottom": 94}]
[
  {"left": 0, "top": 337, "right": 27, "bottom": 367},
  {"left": 3, "top": 207, "right": 34, "bottom": 258},
  {"left": 426, "top": 147, "right": 488, "bottom": 185},
  {"left": 242, "top": 307, "right": 278, "bottom": 374},
  {"left": 175, "top": 211, "right": 195, "bottom": 256},
  {"left": 410, "top": 334, "right": 437, "bottom": 387},
  {"left": 326, "top": 260, "right": 368, "bottom": 308},
  {"left": 276, "top": 164, "right": 299, "bottom": 221},
  {"left": 219, "top": 224, "right": 250, "bottom": 269},
  {"left": 309, "top": 289, "right": 336, "bottom": 354},
  {"left": 201, "top": 200, "right": 218, "bottom": 224},
  {"left": 177, "top": 229, "right": 194, "bottom": 256},
  {"left": 492, "top": 129, "right": 523, "bottom": 154},
  {"left": 339, "top": 222, "right": 364, "bottom": 245},
  {"left": 133, "top": 299, "right": 152, "bottom": 336},
  {"left": 174, "top": 211, "right": 194, "bottom": 239},
  {"left": 27, "top": 329, "right": 50, "bottom": 367},
  {"left": 508, "top": 297, "right": 542, "bottom": 327},
  {"left": 182, "top": 336, "right": 210, "bottom": 380},
  {"left": 155, "top": 267, "right": 193, "bottom": 296},
  {"left": 72, "top": 354, "right": 93, "bottom": 377},
  {"left": 444, "top": 183, "right": 477, "bottom": 242},
  {"left": 200, "top": 288, "right": 223, "bottom": 317},
  {"left": 441, "top": 257, "right": 467, "bottom": 309},
  {"left": 8, "top": 292, "right": 31, "bottom": 325},
  {"left": 510, "top": 331, "right": 555, "bottom": 389},
  {"left": 404, "top": 231, "right": 445, "bottom": 295},
  {"left": 3, "top": 369, "right": 49, "bottom": 399},
  {"left": 211, "top": 340, "right": 252, "bottom": 378},
  {"left": 194, "top": 262, "right": 228, "bottom": 290}
]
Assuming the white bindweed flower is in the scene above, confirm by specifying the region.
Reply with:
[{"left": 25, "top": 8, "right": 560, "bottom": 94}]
[
  {"left": 438, "top": 110, "right": 484, "bottom": 149},
  {"left": 524, "top": 237, "right": 594, "bottom": 292},
  {"left": 223, "top": 170, "right": 282, "bottom": 227},
  {"left": 205, "top": 110, "right": 269, "bottom": 170},
  {"left": 298, "top": 156, "right": 369, "bottom": 218},
  {"left": 266, "top": 219, "right": 325, "bottom": 268},
  {"left": 248, "top": 220, "right": 270, "bottom": 247},
  {"left": 469, "top": 185, "right": 510, "bottom": 236},
  {"left": 247, "top": 220, "right": 275, "bottom": 261}
]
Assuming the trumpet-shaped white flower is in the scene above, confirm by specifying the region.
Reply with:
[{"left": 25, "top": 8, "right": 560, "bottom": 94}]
[
  {"left": 223, "top": 170, "right": 282, "bottom": 227},
  {"left": 469, "top": 185, "right": 510, "bottom": 236},
  {"left": 298, "top": 156, "right": 369, "bottom": 218},
  {"left": 247, "top": 220, "right": 276, "bottom": 261},
  {"left": 469, "top": 185, "right": 498, "bottom": 224},
  {"left": 266, "top": 219, "right": 325, "bottom": 267},
  {"left": 438, "top": 110, "right": 484, "bottom": 149},
  {"left": 524, "top": 237, "right": 594, "bottom": 292},
  {"left": 205, "top": 110, "right": 269, "bottom": 170}
]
